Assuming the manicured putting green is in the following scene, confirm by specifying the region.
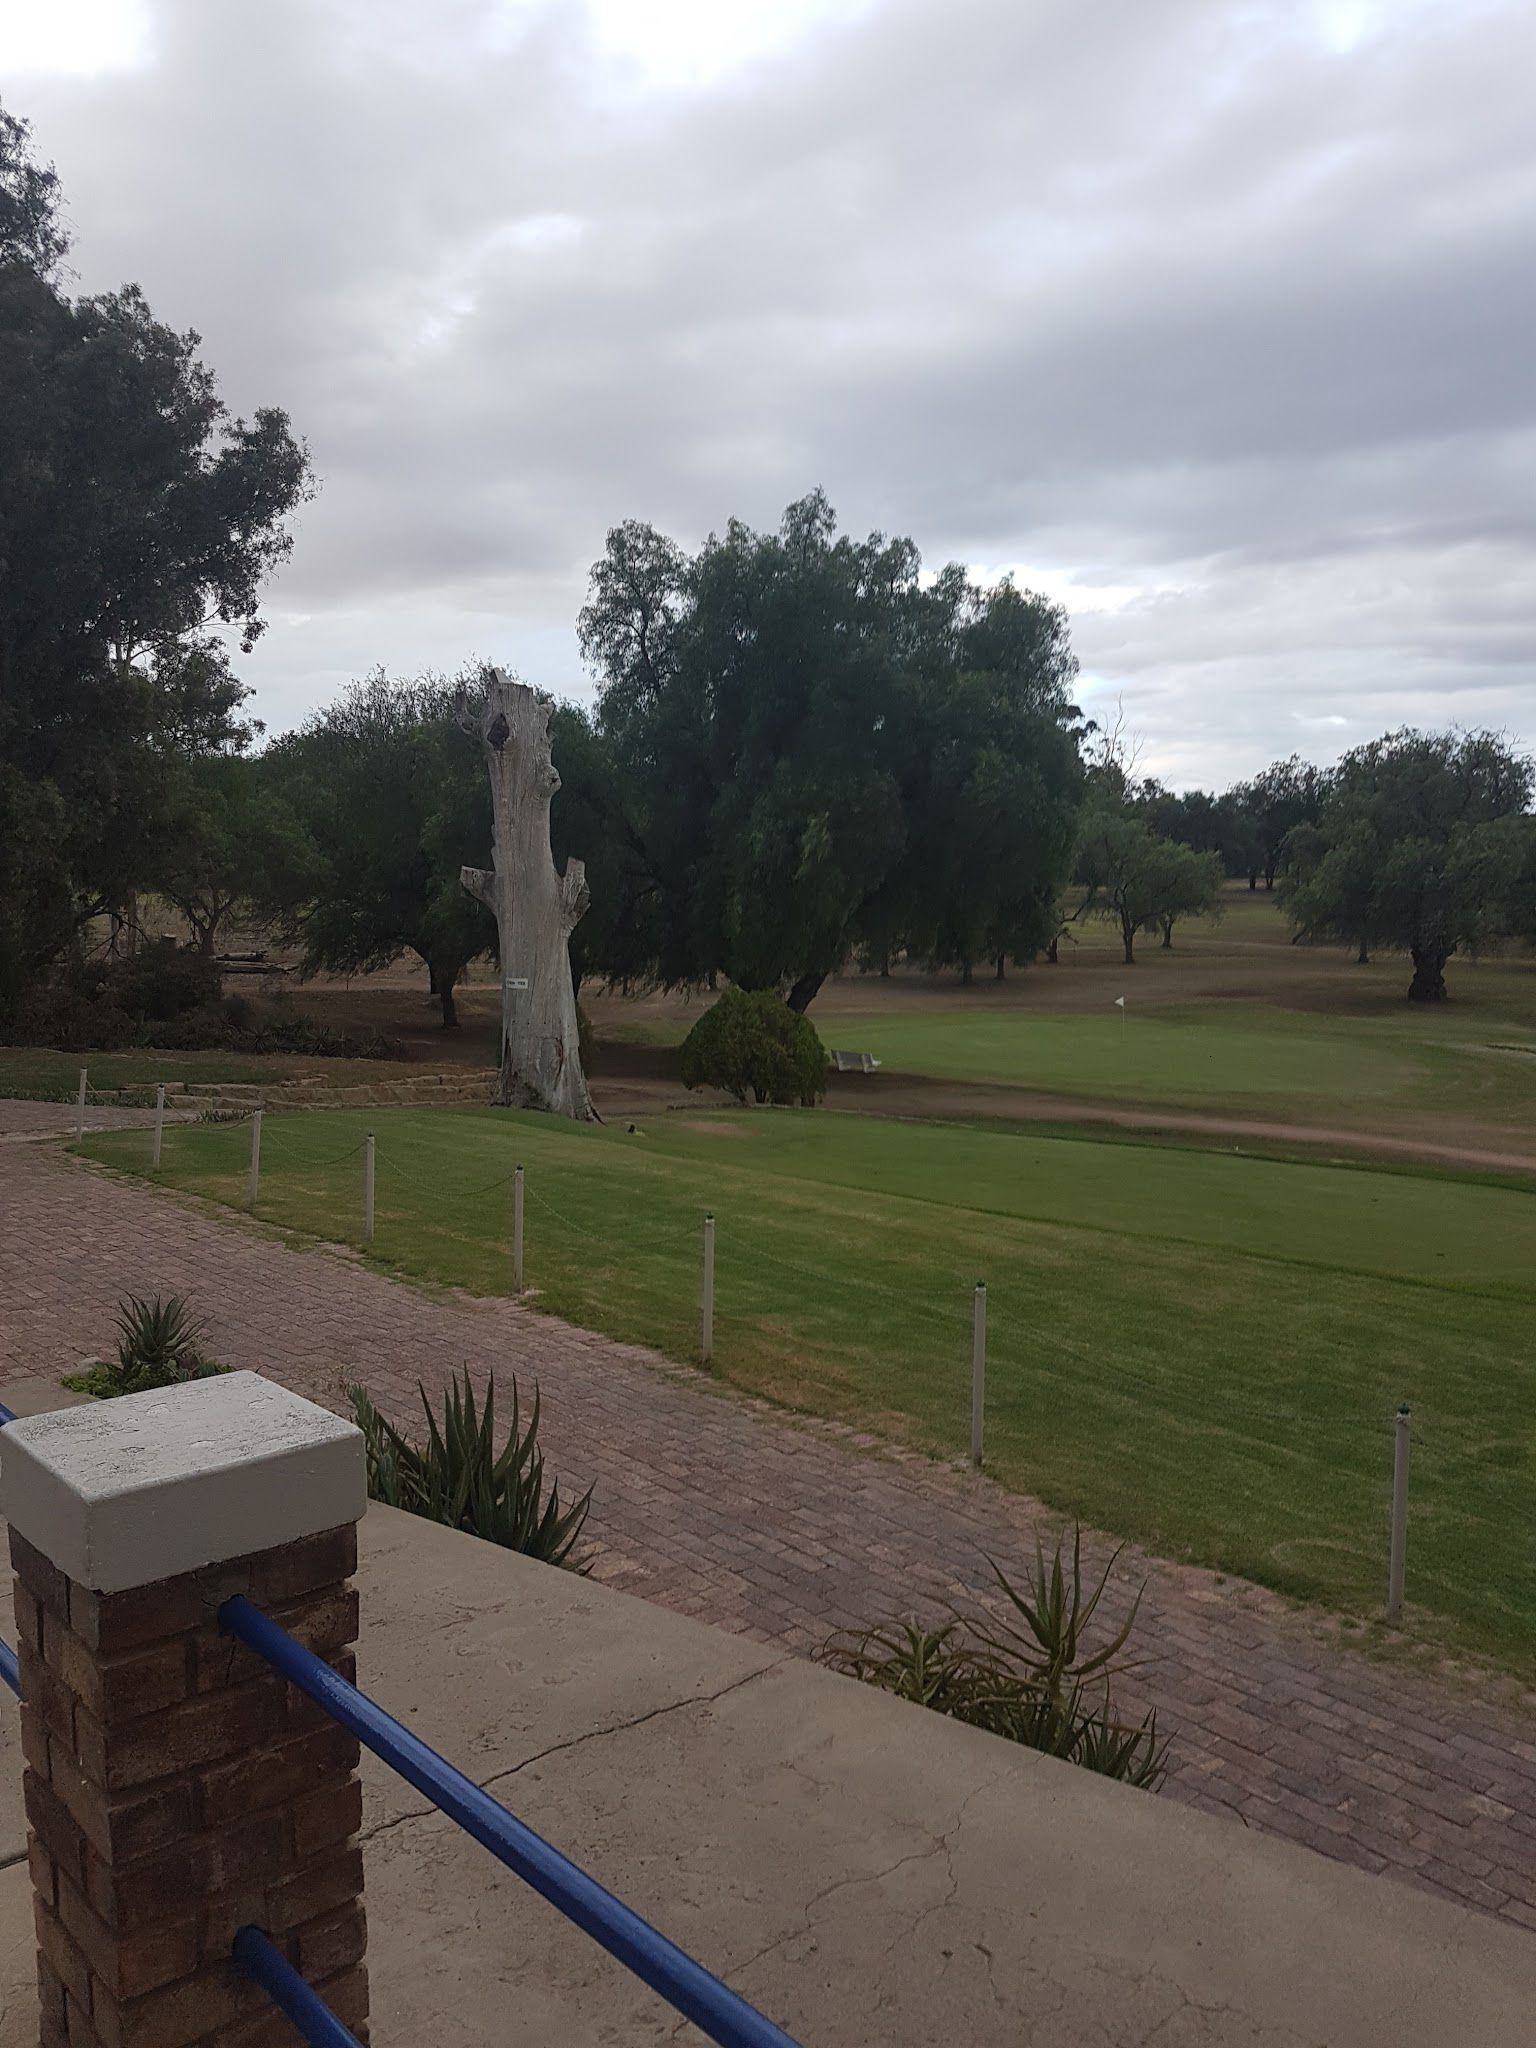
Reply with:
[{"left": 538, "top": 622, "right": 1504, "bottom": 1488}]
[
  {"left": 84, "top": 1106, "right": 1536, "bottom": 1674},
  {"left": 827, "top": 1008, "right": 1404, "bottom": 1103}
]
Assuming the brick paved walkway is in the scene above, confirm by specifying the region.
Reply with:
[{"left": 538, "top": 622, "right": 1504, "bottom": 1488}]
[{"left": 2, "top": 1114, "right": 1534, "bottom": 1934}]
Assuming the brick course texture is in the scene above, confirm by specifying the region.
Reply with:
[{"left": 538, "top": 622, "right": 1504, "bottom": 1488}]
[
  {"left": 10, "top": 1515, "right": 366, "bottom": 2048},
  {"left": 2, "top": 1124, "right": 1535, "bottom": 1940}
]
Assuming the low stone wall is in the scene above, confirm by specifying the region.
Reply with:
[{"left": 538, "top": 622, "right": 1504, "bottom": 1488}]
[{"left": 80, "top": 1072, "right": 501, "bottom": 1116}]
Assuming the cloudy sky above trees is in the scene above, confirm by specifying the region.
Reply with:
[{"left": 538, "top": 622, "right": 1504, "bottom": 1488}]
[{"left": 6, "top": 0, "right": 1532, "bottom": 784}]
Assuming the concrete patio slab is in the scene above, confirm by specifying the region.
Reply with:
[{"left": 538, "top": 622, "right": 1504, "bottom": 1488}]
[{"left": 9, "top": 1497, "right": 1526, "bottom": 2045}]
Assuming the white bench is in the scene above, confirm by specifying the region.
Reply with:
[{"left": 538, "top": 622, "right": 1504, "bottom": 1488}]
[{"left": 831, "top": 1049, "right": 883, "bottom": 1074}]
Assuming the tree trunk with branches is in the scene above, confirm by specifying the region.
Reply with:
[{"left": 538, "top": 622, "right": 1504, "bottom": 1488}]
[{"left": 459, "top": 669, "right": 595, "bottom": 1118}]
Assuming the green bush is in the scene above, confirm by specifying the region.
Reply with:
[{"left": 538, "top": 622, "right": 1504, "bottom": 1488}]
[
  {"left": 106, "top": 940, "right": 223, "bottom": 1023},
  {"left": 63, "top": 1293, "right": 229, "bottom": 1399},
  {"left": 678, "top": 988, "right": 827, "bottom": 1106},
  {"left": 349, "top": 1371, "right": 591, "bottom": 1568},
  {"left": 818, "top": 1529, "right": 1168, "bottom": 1790}
]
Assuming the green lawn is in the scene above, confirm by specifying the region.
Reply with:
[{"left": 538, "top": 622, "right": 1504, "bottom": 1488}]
[
  {"left": 603, "top": 984, "right": 1536, "bottom": 1143},
  {"left": 825, "top": 1004, "right": 1536, "bottom": 1139},
  {"left": 81, "top": 1105, "right": 1536, "bottom": 1675},
  {"left": 830, "top": 1007, "right": 1408, "bottom": 1104}
]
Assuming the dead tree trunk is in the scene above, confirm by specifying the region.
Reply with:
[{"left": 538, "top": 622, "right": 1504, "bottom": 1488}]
[{"left": 459, "top": 669, "right": 595, "bottom": 1119}]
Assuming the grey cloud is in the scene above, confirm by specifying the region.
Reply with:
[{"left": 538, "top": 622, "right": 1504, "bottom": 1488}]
[{"left": 9, "top": 0, "right": 1534, "bottom": 785}]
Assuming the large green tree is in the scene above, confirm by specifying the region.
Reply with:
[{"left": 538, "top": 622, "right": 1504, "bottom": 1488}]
[
  {"left": 0, "top": 100, "right": 310, "bottom": 1013},
  {"left": 894, "top": 587, "right": 1085, "bottom": 981},
  {"left": 1281, "top": 729, "right": 1532, "bottom": 1001},
  {"left": 152, "top": 753, "right": 310, "bottom": 957},
  {"left": 1232, "top": 757, "right": 1325, "bottom": 889},
  {"left": 580, "top": 494, "right": 1084, "bottom": 1007},
  {"left": 1077, "top": 803, "right": 1223, "bottom": 963},
  {"left": 265, "top": 676, "right": 493, "bottom": 1026}
]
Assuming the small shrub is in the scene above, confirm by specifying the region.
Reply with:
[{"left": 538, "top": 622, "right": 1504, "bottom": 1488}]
[
  {"left": 349, "top": 1371, "right": 591, "bottom": 1568},
  {"left": 106, "top": 941, "right": 223, "bottom": 1024},
  {"left": 678, "top": 988, "right": 827, "bottom": 1107},
  {"left": 818, "top": 1529, "right": 1168, "bottom": 1790},
  {"left": 64, "top": 1293, "right": 229, "bottom": 1399}
]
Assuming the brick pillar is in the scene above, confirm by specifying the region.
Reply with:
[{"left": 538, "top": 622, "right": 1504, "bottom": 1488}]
[{"left": 0, "top": 1372, "right": 369, "bottom": 2048}]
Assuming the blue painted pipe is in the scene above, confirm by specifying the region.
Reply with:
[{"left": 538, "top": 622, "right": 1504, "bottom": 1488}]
[
  {"left": 232, "top": 1926, "right": 363, "bottom": 2047},
  {"left": 0, "top": 1403, "right": 16, "bottom": 1692},
  {"left": 220, "top": 1594, "right": 802, "bottom": 2048}
]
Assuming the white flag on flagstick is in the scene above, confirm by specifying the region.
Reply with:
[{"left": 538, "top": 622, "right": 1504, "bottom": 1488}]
[{"left": 1114, "top": 996, "right": 1125, "bottom": 1009}]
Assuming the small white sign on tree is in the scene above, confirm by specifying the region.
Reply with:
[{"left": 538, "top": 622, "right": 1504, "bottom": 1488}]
[{"left": 458, "top": 667, "right": 595, "bottom": 1119}]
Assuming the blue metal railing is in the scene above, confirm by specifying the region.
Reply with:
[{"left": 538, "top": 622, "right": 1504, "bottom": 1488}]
[
  {"left": 231, "top": 1927, "right": 363, "bottom": 2048},
  {"left": 0, "top": 1401, "right": 18, "bottom": 1700},
  {"left": 220, "top": 1593, "right": 801, "bottom": 2048},
  {"left": 0, "top": 1389, "right": 796, "bottom": 2048}
]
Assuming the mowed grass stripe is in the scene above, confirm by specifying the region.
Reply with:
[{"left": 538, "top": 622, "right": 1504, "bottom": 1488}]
[{"left": 83, "top": 1106, "right": 1536, "bottom": 1674}]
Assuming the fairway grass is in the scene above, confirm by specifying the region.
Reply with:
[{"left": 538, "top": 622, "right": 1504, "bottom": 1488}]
[
  {"left": 606, "top": 999, "right": 1536, "bottom": 1143},
  {"left": 82, "top": 1105, "right": 1536, "bottom": 1676}
]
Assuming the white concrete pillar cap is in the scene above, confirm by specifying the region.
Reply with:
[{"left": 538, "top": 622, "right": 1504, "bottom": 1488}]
[{"left": 0, "top": 1371, "right": 366, "bottom": 1592}]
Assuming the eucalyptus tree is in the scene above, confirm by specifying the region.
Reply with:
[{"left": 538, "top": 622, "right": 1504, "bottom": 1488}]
[
  {"left": 1282, "top": 729, "right": 1532, "bottom": 1000},
  {"left": 580, "top": 494, "right": 1085, "bottom": 1005},
  {"left": 1077, "top": 804, "right": 1223, "bottom": 963},
  {"left": 265, "top": 675, "right": 493, "bottom": 1027},
  {"left": 0, "top": 98, "right": 309, "bottom": 1013}
]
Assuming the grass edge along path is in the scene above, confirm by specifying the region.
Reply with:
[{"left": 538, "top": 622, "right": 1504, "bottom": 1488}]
[{"left": 80, "top": 1103, "right": 1536, "bottom": 1679}]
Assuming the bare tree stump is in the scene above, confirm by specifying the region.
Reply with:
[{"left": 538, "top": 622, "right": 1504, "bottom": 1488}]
[{"left": 459, "top": 668, "right": 595, "bottom": 1119}]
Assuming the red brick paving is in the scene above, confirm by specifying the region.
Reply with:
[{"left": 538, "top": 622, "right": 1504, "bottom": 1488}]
[{"left": 2, "top": 1111, "right": 1534, "bottom": 1933}]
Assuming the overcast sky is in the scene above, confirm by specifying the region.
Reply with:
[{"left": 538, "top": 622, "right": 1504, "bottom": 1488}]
[{"left": 6, "top": 0, "right": 1533, "bottom": 786}]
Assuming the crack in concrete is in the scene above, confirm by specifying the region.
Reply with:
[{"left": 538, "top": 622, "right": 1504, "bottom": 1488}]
[
  {"left": 358, "top": 1656, "right": 787, "bottom": 1849},
  {"left": 724, "top": 1759, "right": 1020, "bottom": 2015}
]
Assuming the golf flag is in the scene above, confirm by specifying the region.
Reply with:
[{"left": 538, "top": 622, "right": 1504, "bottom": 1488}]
[{"left": 1114, "top": 996, "right": 1125, "bottom": 1009}]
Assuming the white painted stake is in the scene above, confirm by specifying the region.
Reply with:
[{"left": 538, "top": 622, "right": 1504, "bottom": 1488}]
[
  {"left": 151, "top": 1083, "right": 166, "bottom": 1167},
  {"left": 247, "top": 1110, "right": 263, "bottom": 1210},
  {"left": 701, "top": 1212, "right": 715, "bottom": 1365},
  {"left": 364, "top": 1133, "right": 376, "bottom": 1243},
  {"left": 513, "top": 1164, "right": 525, "bottom": 1291},
  {"left": 75, "top": 1068, "right": 87, "bottom": 1141},
  {"left": 1386, "top": 1402, "right": 1411, "bottom": 1621},
  {"left": 970, "top": 1281, "right": 987, "bottom": 1469}
]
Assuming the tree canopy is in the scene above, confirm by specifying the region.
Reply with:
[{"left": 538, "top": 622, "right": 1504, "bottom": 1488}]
[
  {"left": 1077, "top": 802, "right": 1223, "bottom": 963},
  {"left": 0, "top": 97, "right": 310, "bottom": 1015},
  {"left": 265, "top": 676, "right": 494, "bottom": 1026},
  {"left": 580, "top": 492, "right": 1085, "bottom": 1005},
  {"left": 1282, "top": 729, "right": 1533, "bottom": 1000}
]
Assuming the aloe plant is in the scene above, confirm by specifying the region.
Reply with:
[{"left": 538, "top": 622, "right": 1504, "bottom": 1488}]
[
  {"left": 64, "top": 1293, "right": 227, "bottom": 1399},
  {"left": 349, "top": 1371, "right": 592, "bottom": 1569},
  {"left": 819, "top": 1527, "right": 1169, "bottom": 1790}
]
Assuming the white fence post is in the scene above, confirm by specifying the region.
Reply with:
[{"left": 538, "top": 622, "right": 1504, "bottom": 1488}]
[
  {"left": 513, "top": 1164, "right": 525, "bottom": 1292},
  {"left": 701, "top": 1212, "right": 715, "bottom": 1365},
  {"left": 970, "top": 1281, "right": 987, "bottom": 1470},
  {"left": 75, "top": 1067, "right": 87, "bottom": 1141},
  {"left": 151, "top": 1082, "right": 166, "bottom": 1168},
  {"left": 364, "top": 1132, "right": 376, "bottom": 1243},
  {"left": 1386, "top": 1402, "right": 1411, "bottom": 1621},
  {"left": 247, "top": 1109, "right": 263, "bottom": 1210}
]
